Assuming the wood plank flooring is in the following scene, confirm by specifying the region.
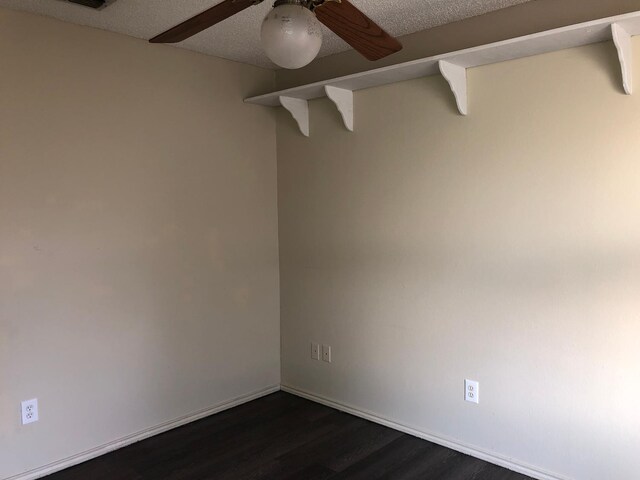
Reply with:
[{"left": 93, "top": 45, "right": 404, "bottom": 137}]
[{"left": 45, "top": 391, "right": 533, "bottom": 480}]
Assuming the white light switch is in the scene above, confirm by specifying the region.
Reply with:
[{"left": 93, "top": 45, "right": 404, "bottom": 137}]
[
  {"left": 322, "top": 345, "right": 331, "bottom": 363},
  {"left": 311, "top": 342, "right": 320, "bottom": 360},
  {"left": 465, "top": 379, "right": 479, "bottom": 404}
]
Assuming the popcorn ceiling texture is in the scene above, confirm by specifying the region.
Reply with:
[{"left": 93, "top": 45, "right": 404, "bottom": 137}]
[{"left": 0, "top": 0, "right": 531, "bottom": 68}]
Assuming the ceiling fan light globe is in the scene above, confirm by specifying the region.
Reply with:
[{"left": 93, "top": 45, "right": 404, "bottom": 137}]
[{"left": 261, "top": 4, "right": 322, "bottom": 69}]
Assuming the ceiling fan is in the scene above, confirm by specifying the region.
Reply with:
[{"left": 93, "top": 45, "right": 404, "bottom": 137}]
[{"left": 150, "top": 0, "right": 403, "bottom": 69}]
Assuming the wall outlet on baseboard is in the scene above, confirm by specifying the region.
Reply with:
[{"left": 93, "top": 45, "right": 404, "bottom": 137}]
[
  {"left": 311, "top": 342, "right": 320, "bottom": 360},
  {"left": 465, "top": 380, "right": 479, "bottom": 404},
  {"left": 322, "top": 344, "right": 332, "bottom": 363},
  {"left": 22, "top": 398, "right": 39, "bottom": 425}
]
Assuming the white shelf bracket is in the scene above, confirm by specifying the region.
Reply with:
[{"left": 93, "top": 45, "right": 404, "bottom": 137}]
[
  {"left": 438, "top": 60, "right": 468, "bottom": 115},
  {"left": 324, "top": 85, "right": 354, "bottom": 131},
  {"left": 612, "top": 23, "right": 633, "bottom": 95},
  {"left": 279, "top": 96, "right": 310, "bottom": 136}
]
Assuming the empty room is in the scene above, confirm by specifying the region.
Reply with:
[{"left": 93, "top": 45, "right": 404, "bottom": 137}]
[{"left": 1, "top": 0, "right": 639, "bottom": 479}]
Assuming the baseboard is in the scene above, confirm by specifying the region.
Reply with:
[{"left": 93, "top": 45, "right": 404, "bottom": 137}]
[
  {"left": 281, "top": 384, "right": 571, "bottom": 480},
  {"left": 7, "top": 383, "right": 570, "bottom": 480},
  {"left": 5, "top": 384, "right": 280, "bottom": 480}
]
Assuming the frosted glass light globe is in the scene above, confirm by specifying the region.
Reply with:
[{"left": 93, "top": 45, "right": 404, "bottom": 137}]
[{"left": 261, "top": 4, "right": 323, "bottom": 69}]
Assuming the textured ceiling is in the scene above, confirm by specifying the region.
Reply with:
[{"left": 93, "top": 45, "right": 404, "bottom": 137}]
[{"left": 0, "top": 0, "right": 532, "bottom": 68}]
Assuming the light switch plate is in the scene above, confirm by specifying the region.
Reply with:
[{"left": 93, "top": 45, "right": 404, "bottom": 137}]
[
  {"left": 322, "top": 345, "right": 332, "bottom": 363},
  {"left": 311, "top": 342, "right": 320, "bottom": 360},
  {"left": 465, "top": 379, "right": 479, "bottom": 404}
]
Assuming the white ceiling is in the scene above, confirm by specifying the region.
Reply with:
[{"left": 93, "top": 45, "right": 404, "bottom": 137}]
[{"left": 0, "top": 0, "right": 532, "bottom": 68}]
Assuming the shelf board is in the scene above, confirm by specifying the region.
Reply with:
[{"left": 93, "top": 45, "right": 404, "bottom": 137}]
[{"left": 246, "top": 11, "right": 640, "bottom": 133}]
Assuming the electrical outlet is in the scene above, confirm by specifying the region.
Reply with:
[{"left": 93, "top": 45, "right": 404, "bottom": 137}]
[
  {"left": 311, "top": 342, "right": 320, "bottom": 360},
  {"left": 21, "top": 398, "right": 39, "bottom": 425},
  {"left": 465, "top": 379, "right": 479, "bottom": 404},
  {"left": 322, "top": 344, "right": 331, "bottom": 363}
]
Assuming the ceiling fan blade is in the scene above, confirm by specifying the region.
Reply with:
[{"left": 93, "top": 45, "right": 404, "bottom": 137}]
[
  {"left": 314, "top": 0, "right": 402, "bottom": 61},
  {"left": 150, "top": 0, "right": 257, "bottom": 44}
]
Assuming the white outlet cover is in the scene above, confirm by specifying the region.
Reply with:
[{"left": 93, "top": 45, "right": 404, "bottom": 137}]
[
  {"left": 322, "top": 344, "right": 332, "bottom": 363},
  {"left": 311, "top": 342, "right": 320, "bottom": 360},
  {"left": 465, "top": 379, "right": 479, "bottom": 404},
  {"left": 21, "top": 398, "right": 39, "bottom": 425}
]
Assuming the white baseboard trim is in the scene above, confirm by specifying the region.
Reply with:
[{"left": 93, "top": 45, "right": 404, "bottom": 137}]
[
  {"left": 6, "top": 383, "right": 571, "bottom": 480},
  {"left": 281, "top": 384, "right": 571, "bottom": 480},
  {"left": 5, "top": 384, "right": 280, "bottom": 480}
]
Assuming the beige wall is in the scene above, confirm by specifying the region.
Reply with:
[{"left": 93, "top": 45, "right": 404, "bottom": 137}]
[
  {"left": 277, "top": 41, "right": 640, "bottom": 479},
  {"left": 4, "top": 6, "right": 640, "bottom": 480},
  {"left": 0, "top": 9, "right": 279, "bottom": 479}
]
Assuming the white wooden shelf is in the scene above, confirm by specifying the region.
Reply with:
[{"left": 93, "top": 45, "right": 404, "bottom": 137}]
[{"left": 246, "top": 11, "right": 640, "bottom": 136}]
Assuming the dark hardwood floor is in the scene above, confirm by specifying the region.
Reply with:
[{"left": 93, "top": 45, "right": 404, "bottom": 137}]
[{"left": 45, "top": 391, "right": 532, "bottom": 480}]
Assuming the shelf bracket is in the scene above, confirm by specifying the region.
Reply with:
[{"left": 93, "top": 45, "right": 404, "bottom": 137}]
[
  {"left": 612, "top": 23, "right": 633, "bottom": 95},
  {"left": 279, "top": 96, "right": 309, "bottom": 136},
  {"left": 324, "top": 85, "right": 354, "bottom": 132},
  {"left": 438, "top": 60, "right": 468, "bottom": 115}
]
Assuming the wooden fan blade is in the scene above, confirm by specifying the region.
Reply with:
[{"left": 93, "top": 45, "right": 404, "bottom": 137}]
[
  {"left": 314, "top": 0, "right": 402, "bottom": 61},
  {"left": 150, "top": 0, "right": 256, "bottom": 44}
]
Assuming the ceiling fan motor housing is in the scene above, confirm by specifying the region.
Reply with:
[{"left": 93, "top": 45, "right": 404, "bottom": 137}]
[
  {"left": 274, "top": 0, "right": 306, "bottom": 6},
  {"left": 273, "top": 0, "right": 336, "bottom": 11},
  {"left": 66, "top": 0, "right": 115, "bottom": 9}
]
